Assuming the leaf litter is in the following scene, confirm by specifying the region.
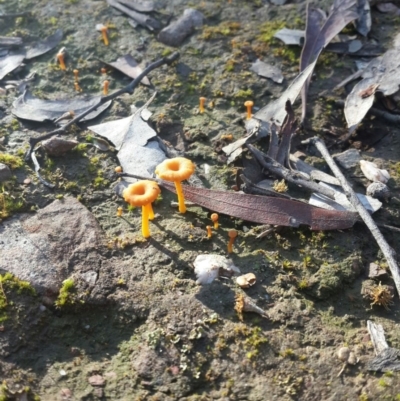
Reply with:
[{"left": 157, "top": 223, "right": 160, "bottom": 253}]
[{"left": 2, "top": 0, "right": 400, "bottom": 398}]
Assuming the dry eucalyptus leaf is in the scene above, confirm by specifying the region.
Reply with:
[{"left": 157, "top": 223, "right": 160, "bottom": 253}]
[{"left": 102, "top": 54, "right": 151, "bottom": 86}]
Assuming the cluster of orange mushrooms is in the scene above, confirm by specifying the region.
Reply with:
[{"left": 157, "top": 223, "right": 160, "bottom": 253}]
[{"left": 119, "top": 157, "right": 238, "bottom": 253}]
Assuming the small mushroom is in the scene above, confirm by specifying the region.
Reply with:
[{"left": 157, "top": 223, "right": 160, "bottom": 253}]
[
  {"left": 103, "top": 80, "right": 109, "bottom": 95},
  {"left": 244, "top": 100, "right": 254, "bottom": 120},
  {"left": 96, "top": 24, "right": 109, "bottom": 46},
  {"left": 199, "top": 96, "right": 206, "bottom": 113},
  {"left": 227, "top": 229, "right": 238, "bottom": 254},
  {"left": 236, "top": 273, "right": 256, "bottom": 288},
  {"left": 123, "top": 180, "right": 161, "bottom": 238},
  {"left": 211, "top": 213, "right": 219, "bottom": 229},
  {"left": 155, "top": 157, "right": 195, "bottom": 213},
  {"left": 56, "top": 47, "right": 67, "bottom": 70}
]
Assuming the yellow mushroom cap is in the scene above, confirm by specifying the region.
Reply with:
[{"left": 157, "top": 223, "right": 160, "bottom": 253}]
[
  {"left": 155, "top": 157, "right": 195, "bottom": 182},
  {"left": 123, "top": 180, "right": 160, "bottom": 207},
  {"left": 211, "top": 213, "right": 218, "bottom": 222},
  {"left": 244, "top": 100, "right": 254, "bottom": 107}
]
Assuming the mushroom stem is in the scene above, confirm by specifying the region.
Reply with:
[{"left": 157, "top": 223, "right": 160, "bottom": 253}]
[
  {"left": 101, "top": 27, "right": 109, "bottom": 46},
  {"left": 244, "top": 100, "right": 254, "bottom": 120},
  {"left": 206, "top": 225, "right": 212, "bottom": 238},
  {"left": 146, "top": 202, "right": 155, "bottom": 220},
  {"left": 199, "top": 97, "right": 206, "bottom": 113},
  {"left": 228, "top": 229, "right": 238, "bottom": 253},
  {"left": 117, "top": 207, "right": 123, "bottom": 217},
  {"left": 57, "top": 53, "right": 66, "bottom": 70},
  {"left": 103, "top": 80, "right": 109, "bottom": 95},
  {"left": 175, "top": 180, "right": 186, "bottom": 213},
  {"left": 141, "top": 205, "right": 150, "bottom": 238}
]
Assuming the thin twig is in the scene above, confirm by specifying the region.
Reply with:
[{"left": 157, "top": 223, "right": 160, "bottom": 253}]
[
  {"left": 25, "top": 52, "right": 180, "bottom": 161},
  {"left": 303, "top": 136, "right": 400, "bottom": 298},
  {"left": 246, "top": 144, "right": 338, "bottom": 199}
]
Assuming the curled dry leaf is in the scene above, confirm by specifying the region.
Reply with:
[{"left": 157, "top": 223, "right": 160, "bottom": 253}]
[
  {"left": 360, "top": 160, "right": 390, "bottom": 183},
  {"left": 193, "top": 254, "right": 240, "bottom": 285},
  {"left": 234, "top": 293, "right": 268, "bottom": 321}
]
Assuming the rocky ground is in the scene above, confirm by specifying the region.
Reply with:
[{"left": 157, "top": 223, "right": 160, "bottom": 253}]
[{"left": 1, "top": 0, "right": 400, "bottom": 400}]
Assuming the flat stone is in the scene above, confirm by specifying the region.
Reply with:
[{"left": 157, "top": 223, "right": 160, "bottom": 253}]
[
  {"left": 0, "top": 197, "right": 105, "bottom": 293},
  {"left": 368, "top": 262, "right": 388, "bottom": 279},
  {"left": 0, "top": 163, "right": 12, "bottom": 182},
  {"left": 333, "top": 149, "right": 361, "bottom": 169}
]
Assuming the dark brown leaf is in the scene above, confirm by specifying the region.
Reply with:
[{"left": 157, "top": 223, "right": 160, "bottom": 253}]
[
  {"left": 275, "top": 100, "right": 297, "bottom": 167},
  {"left": 160, "top": 181, "right": 358, "bottom": 231}
]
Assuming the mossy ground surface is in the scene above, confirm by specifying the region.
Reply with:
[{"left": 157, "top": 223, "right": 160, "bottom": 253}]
[{"left": 1, "top": 0, "right": 400, "bottom": 400}]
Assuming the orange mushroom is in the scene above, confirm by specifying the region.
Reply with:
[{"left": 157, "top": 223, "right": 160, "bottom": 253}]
[
  {"left": 227, "top": 229, "right": 238, "bottom": 253},
  {"left": 123, "top": 180, "right": 161, "bottom": 238},
  {"left": 97, "top": 24, "right": 109, "bottom": 46},
  {"left": 199, "top": 97, "right": 206, "bottom": 113},
  {"left": 74, "top": 82, "right": 81, "bottom": 92},
  {"left": 206, "top": 225, "right": 212, "bottom": 238},
  {"left": 211, "top": 213, "right": 219, "bottom": 229},
  {"left": 115, "top": 166, "right": 123, "bottom": 173},
  {"left": 117, "top": 207, "right": 123, "bottom": 217},
  {"left": 103, "top": 80, "right": 109, "bottom": 95},
  {"left": 57, "top": 50, "right": 66, "bottom": 70},
  {"left": 244, "top": 100, "right": 254, "bottom": 120},
  {"left": 155, "top": 157, "right": 195, "bottom": 214},
  {"left": 73, "top": 69, "right": 79, "bottom": 81}
]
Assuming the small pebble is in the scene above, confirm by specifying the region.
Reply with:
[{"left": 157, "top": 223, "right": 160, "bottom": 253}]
[
  {"left": 337, "top": 347, "right": 350, "bottom": 362},
  {"left": 23, "top": 178, "right": 31, "bottom": 185}
]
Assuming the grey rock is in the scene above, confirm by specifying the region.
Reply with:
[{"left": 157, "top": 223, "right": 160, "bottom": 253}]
[
  {"left": 0, "top": 163, "right": 12, "bottom": 182},
  {"left": 270, "top": 0, "right": 287, "bottom": 4},
  {"left": 333, "top": 149, "right": 361, "bottom": 169},
  {"left": 366, "top": 182, "right": 391, "bottom": 201},
  {"left": 42, "top": 136, "right": 79, "bottom": 156},
  {"left": 158, "top": 9, "right": 204, "bottom": 47},
  {"left": 0, "top": 197, "right": 105, "bottom": 293}
]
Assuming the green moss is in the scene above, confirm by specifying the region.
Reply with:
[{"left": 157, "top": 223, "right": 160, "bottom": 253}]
[
  {"left": 258, "top": 21, "right": 286, "bottom": 44},
  {"left": 0, "top": 186, "right": 25, "bottom": 220},
  {"left": 0, "top": 273, "right": 36, "bottom": 322},
  {"left": 0, "top": 154, "right": 23, "bottom": 170},
  {"left": 234, "top": 89, "right": 253, "bottom": 99},
  {"left": 201, "top": 22, "right": 241, "bottom": 40},
  {"left": 55, "top": 278, "right": 75, "bottom": 308}
]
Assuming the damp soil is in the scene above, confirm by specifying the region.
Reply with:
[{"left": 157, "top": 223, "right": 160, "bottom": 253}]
[{"left": 1, "top": 0, "right": 400, "bottom": 400}]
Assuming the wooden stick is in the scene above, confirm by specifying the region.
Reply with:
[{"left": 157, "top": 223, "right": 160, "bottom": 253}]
[{"left": 303, "top": 136, "right": 400, "bottom": 298}]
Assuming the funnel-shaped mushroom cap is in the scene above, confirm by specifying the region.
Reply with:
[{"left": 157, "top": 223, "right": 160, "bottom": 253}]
[
  {"left": 123, "top": 180, "right": 160, "bottom": 207},
  {"left": 155, "top": 157, "right": 195, "bottom": 182}
]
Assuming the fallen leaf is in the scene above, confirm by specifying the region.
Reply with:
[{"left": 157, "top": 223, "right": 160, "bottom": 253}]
[
  {"left": 300, "top": 0, "right": 359, "bottom": 120},
  {"left": 250, "top": 59, "right": 284, "bottom": 83},
  {"left": 12, "top": 90, "right": 112, "bottom": 122},
  {"left": 160, "top": 181, "right": 358, "bottom": 231},
  {"left": 102, "top": 54, "right": 151, "bottom": 85},
  {"left": 107, "top": 0, "right": 161, "bottom": 31},
  {"left": 274, "top": 28, "right": 304, "bottom": 46},
  {"left": 344, "top": 77, "right": 380, "bottom": 133}
]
